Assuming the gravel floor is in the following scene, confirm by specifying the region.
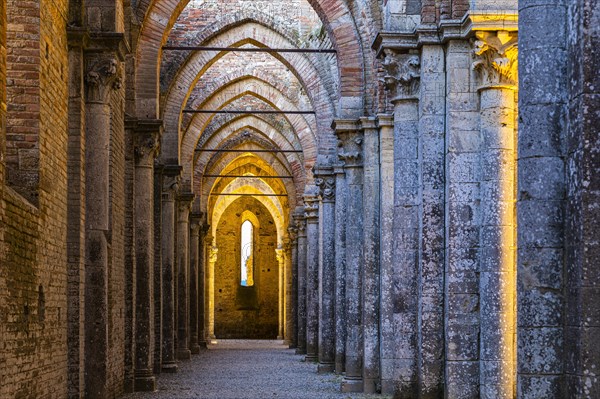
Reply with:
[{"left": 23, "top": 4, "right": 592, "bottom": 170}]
[{"left": 123, "top": 340, "right": 389, "bottom": 399}]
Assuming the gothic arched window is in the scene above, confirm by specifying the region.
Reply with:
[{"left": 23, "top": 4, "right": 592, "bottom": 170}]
[{"left": 240, "top": 220, "right": 254, "bottom": 287}]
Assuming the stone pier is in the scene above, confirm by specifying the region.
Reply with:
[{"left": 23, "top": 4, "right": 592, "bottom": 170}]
[
  {"left": 176, "top": 193, "right": 194, "bottom": 360},
  {"left": 315, "top": 166, "right": 336, "bottom": 373},
  {"left": 133, "top": 123, "right": 161, "bottom": 391},
  {"left": 161, "top": 165, "right": 181, "bottom": 372}
]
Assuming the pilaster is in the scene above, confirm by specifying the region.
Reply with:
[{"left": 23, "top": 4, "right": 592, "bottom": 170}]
[
  {"left": 334, "top": 119, "right": 364, "bottom": 393},
  {"left": 295, "top": 212, "right": 307, "bottom": 355},
  {"left": 314, "top": 165, "right": 336, "bottom": 374},
  {"left": 133, "top": 124, "right": 161, "bottom": 392},
  {"left": 333, "top": 163, "right": 347, "bottom": 374},
  {"left": 304, "top": 190, "right": 320, "bottom": 363},
  {"left": 473, "top": 30, "right": 518, "bottom": 399},
  {"left": 161, "top": 165, "right": 181, "bottom": 373},
  {"left": 189, "top": 214, "right": 202, "bottom": 355},
  {"left": 360, "top": 117, "right": 381, "bottom": 394},
  {"left": 176, "top": 193, "right": 195, "bottom": 360}
]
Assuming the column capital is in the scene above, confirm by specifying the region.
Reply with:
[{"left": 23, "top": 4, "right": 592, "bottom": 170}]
[
  {"left": 336, "top": 129, "right": 364, "bottom": 168},
  {"left": 190, "top": 213, "right": 203, "bottom": 236},
  {"left": 287, "top": 223, "right": 298, "bottom": 242},
  {"left": 209, "top": 246, "right": 219, "bottom": 263},
  {"left": 472, "top": 30, "right": 518, "bottom": 90},
  {"left": 85, "top": 55, "right": 122, "bottom": 104},
  {"left": 275, "top": 247, "right": 285, "bottom": 263},
  {"left": 304, "top": 194, "right": 320, "bottom": 221},
  {"left": 315, "top": 175, "right": 336, "bottom": 203},
  {"left": 177, "top": 193, "right": 195, "bottom": 215},
  {"left": 134, "top": 129, "right": 161, "bottom": 167},
  {"left": 381, "top": 49, "right": 421, "bottom": 101},
  {"left": 294, "top": 214, "right": 307, "bottom": 238}
]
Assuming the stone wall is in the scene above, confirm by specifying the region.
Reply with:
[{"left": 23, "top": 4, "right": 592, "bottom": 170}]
[{"left": 214, "top": 198, "right": 279, "bottom": 339}]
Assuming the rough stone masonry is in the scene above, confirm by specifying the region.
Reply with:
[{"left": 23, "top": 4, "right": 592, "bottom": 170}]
[{"left": 0, "top": 0, "right": 598, "bottom": 398}]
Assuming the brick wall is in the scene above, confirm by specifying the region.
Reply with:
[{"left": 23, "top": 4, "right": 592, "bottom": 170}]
[
  {"left": 215, "top": 198, "right": 279, "bottom": 339},
  {"left": 0, "top": 0, "right": 69, "bottom": 397}
]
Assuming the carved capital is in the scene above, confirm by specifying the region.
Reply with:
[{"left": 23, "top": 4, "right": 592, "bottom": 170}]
[
  {"left": 288, "top": 224, "right": 298, "bottom": 242},
  {"left": 134, "top": 130, "right": 160, "bottom": 166},
  {"left": 209, "top": 246, "right": 219, "bottom": 264},
  {"left": 304, "top": 196, "right": 319, "bottom": 220},
  {"left": 316, "top": 177, "right": 336, "bottom": 202},
  {"left": 472, "top": 30, "right": 518, "bottom": 89},
  {"left": 162, "top": 175, "right": 180, "bottom": 201},
  {"left": 85, "top": 57, "right": 121, "bottom": 103},
  {"left": 177, "top": 193, "right": 195, "bottom": 216},
  {"left": 295, "top": 217, "right": 307, "bottom": 237},
  {"left": 337, "top": 132, "right": 364, "bottom": 168},
  {"left": 381, "top": 50, "right": 420, "bottom": 100},
  {"left": 275, "top": 247, "right": 285, "bottom": 264}
]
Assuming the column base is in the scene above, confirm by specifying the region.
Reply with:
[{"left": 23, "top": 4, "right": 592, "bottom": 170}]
[
  {"left": 363, "top": 378, "right": 379, "bottom": 394},
  {"left": 317, "top": 362, "right": 335, "bottom": 374},
  {"left": 134, "top": 374, "right": 156, "bottom": 392},
  {"left": 305, "top": 354, "right": 318, "bottom": 362},
  {"left": 198, "top": 340, "right": 208, "bottom": 349},
  {"left": 341, "top": 378, "right": 363, "bottom": 393},
  {"left": 190, "top": 344, "right": 201, "bottom": 354},
  {"left": 177, "top": 349, "right": 191, "bottom": 360},
  {"left": 295, "top": 348, "right": 306, "bottom": 355},
  {"left": 161, "top": 362, "right": 178, "bottom": 373},
  {"left": 277, "top": 335, "right": 284, "bottom": 340}
]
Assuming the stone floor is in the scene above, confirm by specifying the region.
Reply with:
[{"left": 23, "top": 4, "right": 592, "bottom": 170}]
[{"left": 123, "top": 340, "right": 389, "bottom": 399}]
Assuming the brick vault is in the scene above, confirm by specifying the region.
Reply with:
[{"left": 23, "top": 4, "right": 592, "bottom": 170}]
[{"left": 0, "top": 0, "right": 598, "bottom": 398}]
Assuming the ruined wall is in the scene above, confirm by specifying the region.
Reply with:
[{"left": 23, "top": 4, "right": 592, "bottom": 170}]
[
  {"left": 0, "top": 0, "right": 70, "bottom": 397},
  {"left": 214, "top": 198, "right": 279, "bottom": 339}
]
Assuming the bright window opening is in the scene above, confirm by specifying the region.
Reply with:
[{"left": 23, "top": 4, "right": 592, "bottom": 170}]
[{"left": 241, "top": 220, "right": 254, "bottom": 287}]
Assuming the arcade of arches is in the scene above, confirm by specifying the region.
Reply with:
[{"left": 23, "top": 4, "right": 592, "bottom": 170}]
[{"left": 0, "top": 0, "right": 598, "bottom": 398}]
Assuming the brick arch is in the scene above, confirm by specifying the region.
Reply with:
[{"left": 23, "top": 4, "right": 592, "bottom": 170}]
[
  {"left": 161, "top": 25, "right": 334, "bottom": 162},
  {"left": 181, "top": 68, "right": 324, "bottom": 137},
  {"left": 180, "top": 79, "right": 317, "bottom": 188},
  {"left": 159, "top": 8, "right": 326, "bottom": 93},
  {"left": 197, "top": 127, "right": 303, "bottom": 211},
  {"left": 134, "top": 0, "right": 365, "bottom": 119}
]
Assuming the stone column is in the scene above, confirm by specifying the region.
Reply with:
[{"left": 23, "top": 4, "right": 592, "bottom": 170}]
[
  {"left": 360, "top": 117, "right": 381, "bottom": 393},
  {"left": 334, "top": 119, "right": 364, "bottom": 393},
  {"left": 285, "top": 230, "right": 297, "bottom": 347},
  {"left": 176, "top": 193, "right": 195, "bottom": 360},
  {"left": 417, "top": 44, "right": 446, "bottom": 398},
  {"left": 289, "top": 215, "right": 301, "bottom": 349},
  {"left": 473, "top": 31, "right": 518, "bottom": 399},
  {"left": 444, "top": 39, "right": 481, "bottom": 398},
  {"left": 295, "top": 213, "right": 307, "bottom": 355},
  {"left": 377, "top": 114, "right": 395, "bottom": 394},
  {"left": 198, "top": 222, "right": 209, "bottom": 348},
  {"left": 161, "top": 165, "right": 181, "bottom": 372},
  {"left": 333, "top": 163, "right": 347, "bottom": 374},
  {"left": 83, "top": 53, "right": 121, "bottom": 398},
  {"left": 207, "top": 243, "right": 218, "bottom": 343},
  {"left": 153, "top": 164, "right": 164, "bottom": 375},
  {"left": 304, "top": 191, "right": 320, "bottom": 362},
  {"left": 133, "top": 124, "right": 161, "bottom": 391},
  {"left": 276, "top": 246, "right": 285, "bottom": 340},
  {"left": 189, "top": 213, "right": 202, "bottom": 354},
  {"left": 315, "top": 167, "right": 336, "bottom": 373},
  {"left": 382, "top": 49, "right": 421, "bottom": 397}
]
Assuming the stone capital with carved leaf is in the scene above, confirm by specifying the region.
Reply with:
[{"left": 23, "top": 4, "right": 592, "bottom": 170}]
[
  {"left": 472, "top": 30, "right": 518, "bottom": 90},
  {"left": 316, "top": 176, "right": 336, "bottom": 203},
  {"left": 336, "top": 132, "right": 364, "bottom": 168},
  {"left": 381, "top": 49, "right": 421, "bottom": 101},
  {"left": 85, "top": 56, "right": 121, "bottom": 104},
  {"left": 209, "top": 246, "right": 219, "bottom": 264},
  {"left": 135, "top": 130, "right": 160, "bottom": 167},
  {"left": 304, "top": 195, "right": 319, "bottom": 220}
]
